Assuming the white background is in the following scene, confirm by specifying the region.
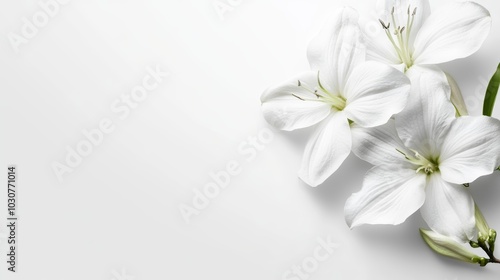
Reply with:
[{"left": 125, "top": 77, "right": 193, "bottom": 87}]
[{"left": 1, "top": 0, "right": 500, "bottom": 279}]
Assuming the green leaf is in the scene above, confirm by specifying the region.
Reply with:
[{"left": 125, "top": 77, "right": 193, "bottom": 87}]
[{"left": 483, "top": 63, "right": 500, "bottom": 117}]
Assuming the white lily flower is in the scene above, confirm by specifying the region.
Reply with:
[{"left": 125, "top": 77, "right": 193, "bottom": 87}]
[
  {"left": 366, "top": 0, "right": 491, "bottom": 72},
  {"left": 261, "top": 7, "right": 411, "bottom": 187},
  {"left": 345, "top": 69, "right": 500, "bottom": 242}
]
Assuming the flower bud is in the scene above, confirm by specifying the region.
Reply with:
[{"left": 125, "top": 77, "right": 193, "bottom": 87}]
[
  {"left": 475, "top": 204, "right": 491, "bottom": 242},
  {"left": 489, "top": 229, "right": 497, "bottom": 253},
  {"left": 420, "top": 229, "right": 481, "bottom": 264},
  {"left": 446, "top": 72, "right": 468, "bottom": 116}
]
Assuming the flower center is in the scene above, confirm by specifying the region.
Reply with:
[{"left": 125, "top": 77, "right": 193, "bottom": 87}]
[
  {"left": 293, "top": 71, "right": 347, "bottom": 111},
  {"left": 379, "top": 5, "right": 418, "bottom": 70},
  {"left": 397, "top": 149, "right": 439, "bottom": 175}
]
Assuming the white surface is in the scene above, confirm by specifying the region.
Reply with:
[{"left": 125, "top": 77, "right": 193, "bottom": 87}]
[{"left": 1, "top": 0, "right": 500, "bottom": 279}]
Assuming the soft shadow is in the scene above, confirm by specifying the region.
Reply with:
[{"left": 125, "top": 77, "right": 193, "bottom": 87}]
[
  {"left": 470, "top": 172, "right": 500, "bottom": 218},
  {"left": 281, "top": 126, "right": 316, "bottom": 151},
  {"left": 352, "top": 213, "right": 426, "bottom": 248},
  {"left": 303, "top": 153, "right": 372, "bottom": 212}
]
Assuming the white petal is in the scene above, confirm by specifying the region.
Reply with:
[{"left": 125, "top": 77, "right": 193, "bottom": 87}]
[
  {"left": 362, "top": 16, "right": 401, "bottom": 65},
  {"left": 395, "top": 65, "right": 454, "bottom": 158},
  {"left": 413, "top": 1, "right": 491, "bottom": 65},
  {"left": 343, "top": 61, "right": 411, "bottom": 127},
  {"left": 375, "top": 0, "right": 430, "bottom": 45},
  {"left": 299, "top": 112, "right": 351, "bottom": 187},
  {"left": 420, "top": 174, "right": 476, "bottom": 243},
  {"left": 446, "top": 73, "right": 468, "bottom": 116},
  {"left": 307, "top": 7, "right": 365, "bottom": 94},
  {"left": 439, "top": 116, "right": 500, "bottom": 184},
  {"left": 345, "top": 166, "right": 426, "bottom": 228},
  {"left": 351, "top": 120, "right": 413, "bottom": 167},
  {"left": 261, "top": 71, "right": 332, "bottom": 131}
]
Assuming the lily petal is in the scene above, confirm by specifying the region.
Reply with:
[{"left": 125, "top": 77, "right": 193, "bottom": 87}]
[
  {"left": 439, "top": 116, "right": 500, "bottom": 184},
  {"left": 345, "top": 166, "right": 426, "bottom": 228},
  {"left": 299, "top": 112, "right": 351, "bottom": 187},
  {"left": 395, "top": 66, "right": 454, "bottom": 158},
  {"left": 261, "top": 71, "right": 332, "bottom": 131},
  {"left": 420, "top": 174, "right": 476, "bottom": 243},
  {"left": 344, "top": 61, "right": 411, "bottom": 127},
  {"left": 413, "top": 1, "right": 491, "bottom": 65},
  {"left": 307, "top": 7, "right": 365, "bottom": 94},
  {"left": 351, "top": 120, "right": 413, "bottom": 167}
]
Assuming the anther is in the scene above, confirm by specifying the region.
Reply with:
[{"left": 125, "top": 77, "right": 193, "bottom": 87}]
[
  {"left": 413, "top": 7, "right": 417, "bottom": 16},
  {"left": 400, "top": 26, "right": 406, "bottom": 33},
  {"left": 292, "top": 94, "right": 305, "bottom": 101},
  {"left": 391, "top": 6, "right": 395, "bottom": 15},
  {"left": 314, "top": 90, "right": 320, "bottom": 98},
  {"left": 297, "top": 80, "right": 301, "bottom": 87},
  {"left": 396, "top": 149, "right": 411, "bottom": 160},
  {"left": 379, "top": 19, "right": 389, "bottom": 29}
]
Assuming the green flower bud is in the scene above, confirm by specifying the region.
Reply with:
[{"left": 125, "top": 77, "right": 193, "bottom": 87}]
[
  {"left": 420, "top": 229, "right": 481, "bottom": 264},
  {"left": 475, "top": 204, "right": 491, "bottom": 241},
  {"left": 469, "top": 241, "right": 480, "bottom": 248},
  {"left": 489, "top": 229, "right": 497, "bottom": 253}
]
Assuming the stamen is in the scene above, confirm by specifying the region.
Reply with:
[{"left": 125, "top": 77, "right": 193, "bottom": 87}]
[
  {"left": 298, "top": 79, "right": 326, "bottom": 98},
  {"left": 313, "top": 89, "right": 320, "bottom": 98},
  {"left": 316, "top": 71, "right": 331, "bottom": 96},
  {"left": 410, "top": 149, "right": 422, "bottom": 159},
  {"left": 379, "top": 19, "right": 389, "bottom": 29},
  {"left": 380, "top": 5, "right": 415, "bottom": 70},
  {"left": 292, "top": 94, "right": 305, "bottom": 101},
  {"left": 290, "top": 94, "right": 326, "bottom": 103},
  {"left": 396, "top": 148, "right": 411, "bottom": 160},
  {"left": 397, "top": 148, "right": 439, "bottom": 174},
  {"left": 391, "top": 10, "right": 398, "bottom": 33}
]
